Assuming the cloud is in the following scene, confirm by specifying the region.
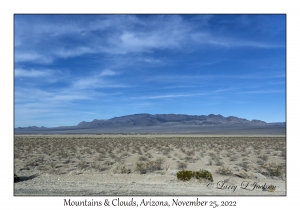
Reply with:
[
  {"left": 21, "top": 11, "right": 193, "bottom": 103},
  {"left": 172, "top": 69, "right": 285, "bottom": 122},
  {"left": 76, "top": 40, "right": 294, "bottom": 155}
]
[
  {"left": 55, "top": 47, "right": 95, "bottom": 58},
  {"left": 148, "top": 72, "right": 286, "bottom": 84},
  {"left": 99, "top": 69, "right": 117, "bottom": 76},
  {"left": 70, "top": 70, "right": 125, "bottom": 90},
  {"left": 235, "top": 90, "right": 284, "bottom": 94},
  {"left": 14, "top": 15, "right": 285, "bottom": 67},
  {"left": 14, "top": 52, "right": 53, "bottom": 64},
  {"left": 129, "top": 86, "right": 281, "bottom": 100},
  {"left": 130, "top": 88, "right": 236, "bottom": 100},
  {"left": 191, "top": 32, "right": 284, "bottom": 49},
  {"left": 14, "top": 15, "right": 194, "bottom": 63},
  {"left": 208, "top": 39, "right": 284, "bottom": 49},
  {"left": 15, "top": 68, "right": 54, "bottom": 77}
]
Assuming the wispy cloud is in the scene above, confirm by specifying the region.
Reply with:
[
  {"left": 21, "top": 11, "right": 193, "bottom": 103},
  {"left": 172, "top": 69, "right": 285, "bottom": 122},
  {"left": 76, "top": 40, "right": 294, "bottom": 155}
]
[
  {"left": 15, "top": 68, "right": 54, "bottom": 77},
  {"left": 99, "top": 69, "right": 118, "bottom": 76},
  {"left": 207, "top": 39, "right": 284, "bottom": 49},
  {"left": 55, "top": 47, "right": 95, "bottom": 58},
  {"left": 129, "top": 85, "right": 284, "bottom": 101},
  {"left": 148, "top": 72, "right": 285, "bottom": 83},
  {"left": 14, "top": 15, "right": 286, "bottom": 126},
  {"left": 14, "top": 15, "right": 284, "bottom": 66},
  {"left": 14, "top": 52, "right": 53, "bottom": 64},
  {"left": 130, "top": 88, "right": 237, "bottom": 100},
  {"left": 235, "top": 90, "right": 284, "bottom": 94},
  {"left": 70, "top": 70, "right": 125, "bottom": 90}
]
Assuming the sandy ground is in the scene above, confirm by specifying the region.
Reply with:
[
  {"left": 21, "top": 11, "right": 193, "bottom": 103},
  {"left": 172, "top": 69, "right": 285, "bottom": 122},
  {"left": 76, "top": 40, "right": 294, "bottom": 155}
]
[
  {"left": 14, "top": 173, "right": 285, "bottom": 196},
  {"left": 14, "top": 135, "right": 286, "bottom": 196}
]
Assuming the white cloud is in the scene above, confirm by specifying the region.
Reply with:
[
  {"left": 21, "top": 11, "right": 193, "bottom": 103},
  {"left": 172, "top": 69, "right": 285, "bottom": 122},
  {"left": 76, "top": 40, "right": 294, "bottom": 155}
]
[
  {"left": 14, "top": 52, "right": 53, "bottom": 64},
  {"left": 99, "top": 69, "right": 117, "bottom": 76},
  {"left": 55, "top": 47, "right": 95, "bottom": 58},
  {"left": 14, "top": 15, "right": 285, "bottom": 66},
  {"left": 207, "top": 37, "right": 284, "bottom": 49},
  {"left": 15, "top": 68, "right": 53, "bottom": 77}
]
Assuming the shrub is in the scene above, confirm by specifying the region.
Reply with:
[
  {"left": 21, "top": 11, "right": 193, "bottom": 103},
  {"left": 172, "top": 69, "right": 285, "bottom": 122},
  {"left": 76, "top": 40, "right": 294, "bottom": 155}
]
[
  {"left": 176, "top": 170, "right": 213, "bottom": 182},
  {"left": 136, "top": 158, "right": 164, "bottom": 174},
  {"left": 146, "top": 159, "right": 163, "bottom": 172},
  {"left": 259, "top": 155, "right": 269, "bottom": 162},
  {"left": 229, "top": 155, "right": 238, "bottom": 161},
  {"left": 263, "top": 163, "right": 285, "bottom": 178},
  {"left": 111, "top": 163, "right": 131, "bottom": 174},
  {"left": 176, "top": 170, "right": 194, "bottom": 181},
  {"left": 138, "top": 156, "right": 148, "bottom": 161},
  {"left": 238, "top": 161, "right": 251, "bottom": 171},
  {"left": 215, "top": 159, "right": 224, "bottom": 166},
  {"left": 216, "top": 166, "right": 233, "bottom": 176},
  {"left": 136, "top": 162, "right": 147, "bottom": 174},
  {"left": 194, "top": 170, "right": 214, "bottom": 182},
  {"left": 256, "top": 159, "right": 265, "bottom": 166},
  {"left": 177, "top": 161, "right": 188, "bottom": 170},
  {"left": 77, "top": 160, "right": 88, "bottom": 170}
]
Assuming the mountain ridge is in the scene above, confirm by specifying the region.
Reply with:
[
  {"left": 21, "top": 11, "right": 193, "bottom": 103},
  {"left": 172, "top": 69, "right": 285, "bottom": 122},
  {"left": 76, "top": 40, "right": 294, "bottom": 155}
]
[
  {"left": 15, "top": 113, "right": 276, "bottom": 129},
  {"left": 76, "top": 113, "right": 267, "bottom": 128}
]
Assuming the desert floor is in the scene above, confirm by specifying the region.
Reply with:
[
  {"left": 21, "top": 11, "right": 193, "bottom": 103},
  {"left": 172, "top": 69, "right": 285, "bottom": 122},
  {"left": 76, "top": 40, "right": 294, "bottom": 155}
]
[{"left": 14, "top": 135, "right": 286, "bottom": 196}]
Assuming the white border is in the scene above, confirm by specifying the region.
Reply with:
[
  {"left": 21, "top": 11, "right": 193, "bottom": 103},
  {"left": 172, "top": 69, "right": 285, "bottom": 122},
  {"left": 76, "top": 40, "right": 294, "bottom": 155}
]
[{"left": 2, "top": 0, "right": 297, "bottom": 209}]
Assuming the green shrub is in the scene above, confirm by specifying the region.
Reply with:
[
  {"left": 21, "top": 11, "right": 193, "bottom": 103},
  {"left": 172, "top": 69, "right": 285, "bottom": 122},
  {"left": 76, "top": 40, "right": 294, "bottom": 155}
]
[
  {"left": 176, "top": 170, "right": 194, "bottom": 181},
  {"left": 194, "top": 170, "right": 214, "bottom": 182},
  {"left": 176, "top": 169, "right": 213, "bottom": 182}
]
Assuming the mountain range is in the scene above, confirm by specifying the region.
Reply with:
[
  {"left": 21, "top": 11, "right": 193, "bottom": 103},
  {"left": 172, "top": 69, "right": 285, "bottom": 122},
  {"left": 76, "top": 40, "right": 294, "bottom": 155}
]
[
  {"left": 76, "top": 113, "right": 268, "bottom": 128},
  {"left": 14, "top": 113, "right": 286, "bottom": 135}
]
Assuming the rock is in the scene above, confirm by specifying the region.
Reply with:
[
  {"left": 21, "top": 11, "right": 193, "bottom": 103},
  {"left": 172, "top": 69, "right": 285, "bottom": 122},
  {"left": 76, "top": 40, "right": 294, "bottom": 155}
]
[
  {"left": 169, "top": 170, "right": 179, "bottom": 175},
  {"left": 233, "top": 165, "right": 243, "bottom": 171},
  {"left": 69, "top": 171, "right": 82, "bottom": 175}
]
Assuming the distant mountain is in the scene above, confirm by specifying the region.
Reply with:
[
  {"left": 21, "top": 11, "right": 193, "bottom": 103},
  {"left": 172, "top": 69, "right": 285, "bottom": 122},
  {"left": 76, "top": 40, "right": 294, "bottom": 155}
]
[
  {"left": 15, "top": 126, "right": 47, "bottom": 129},
  {"left": 15, "top": 114, "right": 286, "bottom": 135},
  {"left": 76, "top": 113, "right": 267, "bottom": 128}
]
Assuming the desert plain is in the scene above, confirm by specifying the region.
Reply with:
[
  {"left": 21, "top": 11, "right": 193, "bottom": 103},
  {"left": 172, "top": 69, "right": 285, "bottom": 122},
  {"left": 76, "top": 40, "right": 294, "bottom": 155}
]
[{"left": 14, "top": 134, "right": 286, "bottom": 196}]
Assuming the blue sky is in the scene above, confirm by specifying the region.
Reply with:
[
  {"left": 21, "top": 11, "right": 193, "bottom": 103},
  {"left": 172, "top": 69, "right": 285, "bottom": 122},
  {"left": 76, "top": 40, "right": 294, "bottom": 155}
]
[{"left": 14, "top": 14, "right": 286, "bottom": 127}]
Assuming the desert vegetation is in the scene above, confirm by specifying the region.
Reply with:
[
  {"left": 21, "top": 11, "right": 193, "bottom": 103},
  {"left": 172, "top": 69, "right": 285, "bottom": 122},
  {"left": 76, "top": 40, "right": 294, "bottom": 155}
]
[{"left": 14, "top": 135, "right": 286, "bottom": 181}]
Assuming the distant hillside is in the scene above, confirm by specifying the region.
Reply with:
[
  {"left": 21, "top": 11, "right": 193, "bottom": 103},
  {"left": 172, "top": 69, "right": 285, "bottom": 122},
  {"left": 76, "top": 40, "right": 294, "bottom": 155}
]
[{"left": 76, "top": 113, "right": 267, "bottom": 128}]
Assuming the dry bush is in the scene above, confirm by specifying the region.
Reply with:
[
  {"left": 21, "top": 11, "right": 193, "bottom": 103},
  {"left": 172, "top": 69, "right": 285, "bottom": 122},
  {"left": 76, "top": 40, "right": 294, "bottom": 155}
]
[
  {"left": 237, "top": 161, "right": 251, "bottom": 172},
  {"left": 138, "top": 155, "right": 148, "bottom": 161},
  {"left": 229, "top": 155, "right": 238, "bottom": 161},
  {"left": 14, "top": 135, "right": 286, "bottom": 180},
  {"left": 256, "top": 159, "right": 266, "bottom": 166},
  {"left": 259, "top": 155, "right": 269, "bottom": 162},
  {"left": 111, "top": 162, "right": 131, "bottom": 174},
  {"left": 262, "top": 163, "right": 285, "bottom": 178},
  {"left": 237, "top": 170, "right": 254, "bottom": 179},
  {"left": 136, "top": 158, "right": 164, "bottom": 174},
  {"left": 216, "top": 166, "right": 233, "bottom": 175},
  {"left": 77, "top": 160, "right": 88, "bottom": 170},
  {"left": 145, "top": 152, "right": 153, "bottom": 158},
  {"left": 177, "top": 161, "right": 188, "bottom": 170},
  {"left": 215, "top": 158, "right": 224, "bottom": 166}
]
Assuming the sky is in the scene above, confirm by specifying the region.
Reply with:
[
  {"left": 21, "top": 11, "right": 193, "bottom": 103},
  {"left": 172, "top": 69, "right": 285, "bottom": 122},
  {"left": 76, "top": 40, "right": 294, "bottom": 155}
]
[{"left": 14, "top": 14, "right": 286, "bottom": 127}]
